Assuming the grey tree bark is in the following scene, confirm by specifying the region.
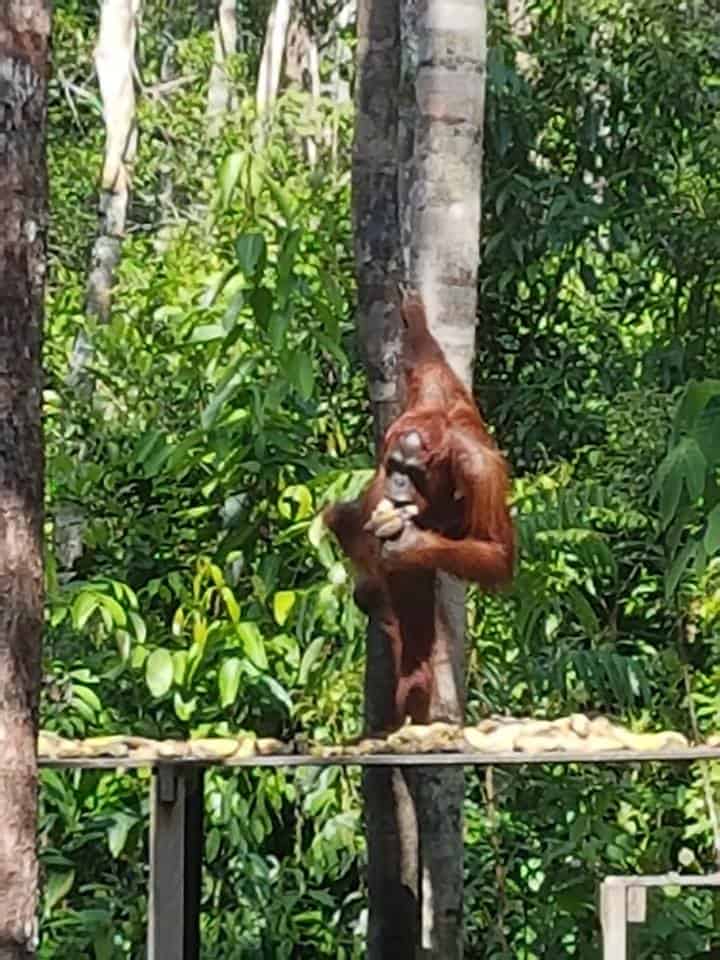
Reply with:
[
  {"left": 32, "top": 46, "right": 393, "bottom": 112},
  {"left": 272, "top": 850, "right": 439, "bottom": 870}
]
[
  {"left": 402, "top": 4, "right": 487, "bottom": 955},
  {"left": 353, "top": 3, "right": 421, "bottom": 958},
  {"left": 68, "top": 0, "right": 140, "bottom": 386},
  {"left": 0, "top": 2, "right": 50, "bottom": 958},
  {"left": 355, "top": 0, "right": 487, "bottom": 956}
]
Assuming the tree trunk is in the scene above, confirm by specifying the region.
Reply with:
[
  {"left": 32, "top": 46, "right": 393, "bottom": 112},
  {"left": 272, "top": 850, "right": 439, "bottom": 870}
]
[
  {"left": 354, "top": 3, "right": 421, "bottom": 958},
  {"left": 206, "top": 0, "right": 238, "bottom": 138},
  {"left": 256, "top": 0, "right": 292, "bottom": 114},
  {"left": 284, "top": 12, "right": 320, "bottom": 164},
  {"left": 67, "top": 0, "right": 140, "bottom": 386},
  {"left": 0, "top": 2, "right": 50, "bottom": 958},
  {"left": 403, "top": 1, "right": 487, "bottom": 955}
]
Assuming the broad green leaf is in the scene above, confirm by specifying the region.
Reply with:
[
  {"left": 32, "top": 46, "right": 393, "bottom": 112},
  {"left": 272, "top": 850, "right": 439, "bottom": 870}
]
[
  {"left": 279, "top": 484, "right": 313, "bottom": 521},
  {"left": 190, "top": 324, "right": 225, "bottom": 343},
  {"left": 679, "top": 437, "right": 707, "bottom": 501},
  {"left": 44, "top": 870, "right": 75, "bottom": 915},
  {"left": 221, "top": 586, "right": 240, "bottom": 623},
  {"left": 298, "top": 351, "right": 314, "bottom": 399},
  {"left": 72, "top": 592, "right": 98, "bottom": 630},
  {"left": 145, "top": 648, "right": 174, "bottom": 698},
  {"left": 72, "top": 684, "right": 102, "bottom": 713},
  {"left": 299, "top": 636, "right": 326, "bottom": 685},
  {"left": 172, "top": 650, "right": 188, "bottom": 686},
  {"left": 674, "top": 379, "right": 720, "bottom": 437},
  {"left": 201, "top": 362, "right": 251, "bottom": 429},
  {"left": 659, "top": 465, "right": 683, "bottom": 530},
  {"left": 567, "top": 586, "right": 599, "bottom": 637},
  {"left": 665, "top": 540, "right": 697, "bottom": 599},
  {"left": 269, "top": 311, "right": 290, "bottom": 351},
  {"left": 273, "top": 590, "right": 296, "bottom": 625},
  {"left": 261, "top": 675, "right": 292, "bottom": 712},
  {"left": 308, "top": 512, "right": 326, "bottom": 548},
  {"left": 173, "top": 692, "right": 197, "bottom": 722},
  {"left": 219, "top": 657, "right": 243, "bottom": 707},
  {"left": 97, "top": 594, "right": 127, "bottom": 627},
  {"left": 218, "top": 151, "right": 244, "bottom": 208},
  {"left": 235, "top": 233, "right": 265, "bottom": 276},
  {"left": 251, "top": 286, "right": 273, "bottom": 326},
  {"left": 129, "top": 611, "right": 146, "bottom": 644},
  {"left": 108, "top": 813, "right": 136, "bottom": 858},
  {"left": 237, "top": 622, "right": 267, "bottom": 669},
  {"left": 705, "top": 504, "right": 720, "bottom": 555}
]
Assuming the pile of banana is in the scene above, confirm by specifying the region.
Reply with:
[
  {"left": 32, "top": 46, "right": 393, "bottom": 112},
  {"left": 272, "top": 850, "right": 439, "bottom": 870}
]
[{"left": 36, "top": 714, "right": 717, "bottom": 764}]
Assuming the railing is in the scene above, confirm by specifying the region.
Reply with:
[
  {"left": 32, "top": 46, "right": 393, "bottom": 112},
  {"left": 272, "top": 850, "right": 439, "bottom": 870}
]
[{"left": 39, "top": 724, "right": 720, "bottom": 960}]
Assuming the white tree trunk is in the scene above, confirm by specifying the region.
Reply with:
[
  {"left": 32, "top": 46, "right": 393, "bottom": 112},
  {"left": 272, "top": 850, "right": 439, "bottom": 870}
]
[
  {"left": 68, "top": 0, "right": 140, "bottom": 384},
  {"left": 256, "top": 0, "right": 292, "bottom": 114},
  {"left": 206, "top": 0, "right": 238, "bottom": 137},
  {"left": 285, "top": 12, "right": 321, "bottom": 164},
  {"left": 401, "top": 1, "right": 488, "bottom": 956}
]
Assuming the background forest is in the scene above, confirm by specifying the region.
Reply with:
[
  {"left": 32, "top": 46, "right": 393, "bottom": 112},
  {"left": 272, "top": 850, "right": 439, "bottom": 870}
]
[{"left": 42, "top": 0, "right": 720, "bottom": 956}]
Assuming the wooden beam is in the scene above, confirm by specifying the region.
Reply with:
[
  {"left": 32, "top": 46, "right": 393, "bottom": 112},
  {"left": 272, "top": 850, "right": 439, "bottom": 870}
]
[
  {"left": 148, "top": 765, "right": 204, "bottom": 960},
  {"left": 38, "top": 745, "right": 720, "bottom": 770}
]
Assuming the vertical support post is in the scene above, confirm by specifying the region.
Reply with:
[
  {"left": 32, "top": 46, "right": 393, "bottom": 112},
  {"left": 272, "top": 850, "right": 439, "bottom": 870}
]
[
  {"left": 600, "top": 877, "right": 628, "bottom": 960},
  {"left": 148, "top": 764, "right": 205, "bottom": 960}
]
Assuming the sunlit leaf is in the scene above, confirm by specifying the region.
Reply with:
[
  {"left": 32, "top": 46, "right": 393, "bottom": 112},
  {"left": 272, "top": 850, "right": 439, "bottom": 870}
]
[{"left": 145, "top": 648, "right": 174, "bottom": 698}]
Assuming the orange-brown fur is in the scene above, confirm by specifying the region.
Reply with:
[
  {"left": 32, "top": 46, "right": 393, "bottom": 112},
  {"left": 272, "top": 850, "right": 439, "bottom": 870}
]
[{"left": 324, "top": 291, "right": 514, "bottom": 727}]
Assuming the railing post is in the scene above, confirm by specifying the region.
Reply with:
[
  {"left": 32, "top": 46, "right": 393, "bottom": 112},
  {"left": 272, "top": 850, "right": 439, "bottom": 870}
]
[
  {"left": 600, "top": 877, "right": 627, "bottom": 960},
  {"left": 148, "top": 764, "right": 205, "bottom": 960}
]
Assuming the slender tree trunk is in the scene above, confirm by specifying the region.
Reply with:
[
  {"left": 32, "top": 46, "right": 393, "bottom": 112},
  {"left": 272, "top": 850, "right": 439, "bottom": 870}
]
[
  {"left": 67, "top": 0, "right": 140, "bottom": 385},
  {"left": 256, "top": 0, "right": 292, "bottom": 114},
  {"left": 354, "top": 3, "right": 421, "bottom": 958},
  {"left": 0, "top": 2, "right": 50, "bottom": 958},
  {"left": 206, "top": 0, "right": 238, "bottom": 138},
  {"left": 402, "top": 3, "right": 487, "bottom": 955},
  {"left": 285, "top": 12, "right": 320, "bottom": 164}
]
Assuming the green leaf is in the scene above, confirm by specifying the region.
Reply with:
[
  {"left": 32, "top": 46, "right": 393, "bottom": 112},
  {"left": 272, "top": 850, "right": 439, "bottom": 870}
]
[
  {"left": 279, "top": 484, "right": 313, "bottom": 521},
  {"left": 269, "top": 311, "right": 290, "bottom": 351},
  {"left": 674, "top": 379, "right": 720, "bottom": 436},
  {"left": 145, "top": 648, "right": 174, "bottom": 698},
  {"left": 218, "top": 151, "right": 244, "bottom": 209},
  {"left": 273, "top": 590, "right": 296, "bottom": 626},
  {"left": 251, "top": 286, "right": 273, "bottom": 326},
  {"left": 172, "top": 650, "right": 188, "bottom": 686},
  {"left": 299, "top": 636, "right": 326, "bottom": 685},
  {"left": 201, "top": 362, "right": 251, "bottom": 429},
  {"left": 235, "top": 233, "right": 266, "bottom": 276},
  {"left": 659, "top": 463, "right": 683, "bottom": 529},
  {"left": 298, "top": 351, "right": 314, "bottom": 399},
  {"left": 665, "top": 540, "right": 697, "bottom": 599},
  {"left": 72, "top": 684, "right": 102, "bottom": 713},
  {"left": 190, "top": 323, "right": 225, "bottom": 343},
  {"left": 173, "top": 692, "right": 197, "bottom": 722},
  {"left": 72, "top": 592, "right": 98, "bottom": 630},
  {"left": 261, "top": 675, "right": 292, "bottom": 713},
  {"left": 567, "top": 586, "right": 599, "bottom": 637},
  {"left": 219, "top": 657, "right": 243, "bottom": 708},
  {"left": 705, "top": 504, "right": 720, "bottom": 555},
  {"left": 97, "top": 594, "right": 127, "bottom": 627},
  {"left": 220, "top": 586, "right": 240, "bottom": 623},
  {"left": 44, "top": 869, "right": 75, "bottom": 915},
  {"left": 237, "top": 622, "right": 267, "bottom": 669},
  {"left": 679, "top": 437, "right": 707, "bottom": 501},
  {"left": 107, "top": 813, "right": 136, "bottom": 858}
]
